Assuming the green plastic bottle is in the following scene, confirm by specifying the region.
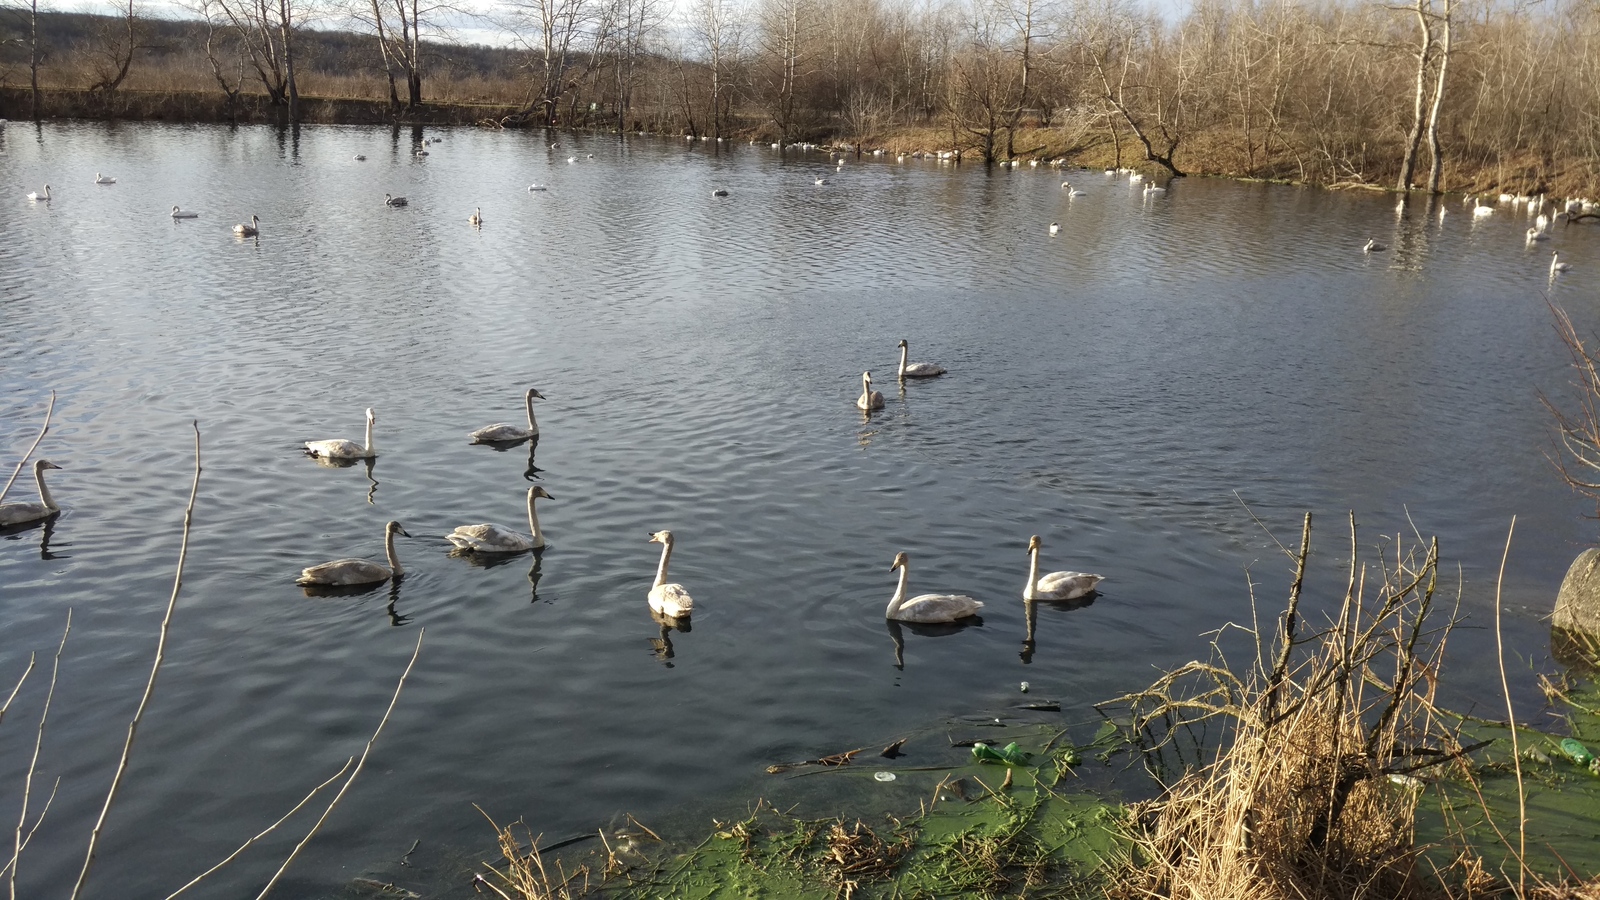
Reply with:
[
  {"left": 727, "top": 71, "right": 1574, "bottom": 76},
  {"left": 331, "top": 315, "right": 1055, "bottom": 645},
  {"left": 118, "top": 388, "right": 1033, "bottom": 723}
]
[{"left": 1560, "top": 738, "right": 1594, "bottom": 767}]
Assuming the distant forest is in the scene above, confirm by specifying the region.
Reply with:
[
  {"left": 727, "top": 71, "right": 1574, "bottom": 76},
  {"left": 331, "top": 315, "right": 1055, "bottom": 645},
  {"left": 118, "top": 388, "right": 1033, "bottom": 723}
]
[{"left": 1, "top": 0, "right": 1597, "bottom": 194}]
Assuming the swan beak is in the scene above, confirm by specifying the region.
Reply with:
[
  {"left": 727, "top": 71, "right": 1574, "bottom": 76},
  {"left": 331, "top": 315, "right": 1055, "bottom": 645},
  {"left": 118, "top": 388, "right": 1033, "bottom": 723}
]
[
  {"left": 530, "top": 389, "right": 546, "bottom": 400},
  {"left": 396, "top": 526, "right": 412, "bottom": 538},
  {"left": 41, "top": 461, "right": 63, "bottom": 470}
]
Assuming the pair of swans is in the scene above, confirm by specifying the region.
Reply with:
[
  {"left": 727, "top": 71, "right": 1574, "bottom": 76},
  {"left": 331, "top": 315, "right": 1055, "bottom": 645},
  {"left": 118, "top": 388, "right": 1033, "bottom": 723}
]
[
  {"left": 305, "top": 408, "right": 377, "bottom": 460},
  {"left": 856, "top": 341, "right": 947, "bottom": 409},
  {"left": 0, "top": 459, "right": 63, "bottom": 527},
  {"left": 884, "top": 536, "right": 1104, "bottom": 623},
  {"left": 234, "top": 215, "right": 260, "bottom": 237}
]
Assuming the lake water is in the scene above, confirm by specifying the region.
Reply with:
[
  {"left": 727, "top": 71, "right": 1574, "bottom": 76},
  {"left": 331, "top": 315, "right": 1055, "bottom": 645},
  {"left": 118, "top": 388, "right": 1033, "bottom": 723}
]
[{"left": 1, "top": 120, "right": 1596, "bottom": 896}]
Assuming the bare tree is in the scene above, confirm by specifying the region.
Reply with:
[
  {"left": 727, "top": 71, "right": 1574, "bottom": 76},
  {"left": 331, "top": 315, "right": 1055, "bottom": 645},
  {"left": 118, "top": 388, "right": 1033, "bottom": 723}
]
[
  {"left": 689, "top": 0, "right": 740, "bottom": 143},
  {"left": 85, "top": 0, "right": 144, "bottom": 91},
  {"left": 352, "top": 0, "right": 448, "bottom": 107},
  {"left": 204, "top": 0, "right": 309, "bottom": 119},
  {"left": 752, "top": 0, "right": 811, "bottom": 143}
]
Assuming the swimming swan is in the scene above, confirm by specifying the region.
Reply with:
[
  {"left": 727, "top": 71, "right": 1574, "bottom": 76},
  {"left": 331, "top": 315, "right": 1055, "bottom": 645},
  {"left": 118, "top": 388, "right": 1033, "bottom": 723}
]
[
  {"left": 95, "top": 173, "right": 116, "bottom": 185},
  {"left": 0, "top": 460, "right": 63, "bottom": 527},
  {"left": 897, "top": 340, "right": 946, "bottom": 379},
  {"left": 447, "top": 486, "right": 553, "bottom": 552},
  {"left": 885, "top": 552, "right": 983, "bottom": 622},
  {"left": 385, "top": 194, "right": 408, "bottom": 207},
  {"left": 1527, "top": 227, "right": 1550, "bottom": 242},
  {"left": 1363, "top": 238, "right": 1387, "bottom": 253},
  {"left": 27, "top": 185, "right": 50, "bottom": 202},
  {"left": 1023, "top": 535, "right": 1103, "bottom": 601},
  {"left": 305, "top": 407, "right": 378, "bottom": 459},
  {"left": 1061, "top": 182, "right": 1086, "bottom": 196},
  {"left": 233, "top": 215, "right": 259, "bottom": 236},
  {"left": 469, "top": 207, "right": 483, "bottom": 226},
  {"left": 470, "top": 388, "right": 544, "bottom": 442},
  {"left": 1552, "top": 251, "right": 1573, "bottom": 275},
  {"left": 647, "top": 530, "right": 694, "bottom": 618},
  {"left": 856, "top": 371, "right": 885, "bottom": 410},
  {"left": 1049, "top": 222, "right": 1060, "bottom": 235},
  {"left": 296, "top": 520, "right": 409, "bottom": 585},
  {"left": 171, "top": 206, "right": 199, "bottom": 219}
]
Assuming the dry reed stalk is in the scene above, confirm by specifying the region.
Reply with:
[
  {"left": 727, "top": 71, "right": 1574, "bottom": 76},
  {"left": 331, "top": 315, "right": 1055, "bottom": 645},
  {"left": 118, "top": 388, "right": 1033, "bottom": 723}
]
[
  {"left": 252, "top": 628, "right": 424, "bottom": 900},
  {"left": 1492, "top": 517, "right": 1526, "bottom": 896},
  {"left": 161, "top": 757, "right": 354, "bottom": 899},
  {"left": 8, "top": 611, "right": 68, "bottom": 900},
  {"left": 0, "top": 391, "right": 55, "bottom": 505},
  {"left": 476, "top": 813, "right": 592, "bottom": 900},
  {"left": 70, "top": 421, "right": 201, "bottom": 900},
  {"left": 1103, "top": 513, "right": 1469, "bottom": 900}
]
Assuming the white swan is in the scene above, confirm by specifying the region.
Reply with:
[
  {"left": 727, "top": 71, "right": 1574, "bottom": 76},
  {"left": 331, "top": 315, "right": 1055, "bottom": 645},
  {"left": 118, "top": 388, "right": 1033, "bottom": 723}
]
[
  {"left": 27, "top": 184, "right": 50, "bottom": 202},
  {"left": 528, "top": 184, "right": 548, "bottom": 192},
  {"left": 447, "top": 486, "right": 553, "bottom": 552},
  {"left": 856, "top": 371, "right": 885, "bottom": 410},
  {"left": 1552, "top": 251, "right": 1573, "bottom": 275},
  {"left": 897, "top": 340, "right": 946, "bottom": 379},
  {"left": 296, "top": 520, "right": 409, "bottom": 585},
  {"left": 815, "top": 177, "right": 827, "bottom": 186},
  {"left": 385, "top": 194, "right": 408, "bottom": 207},
  {"left": 647, "top": 530, "right": 694, "bottom": 618},
  {"left": 95, "top": 173, "right": 116, "bottom": 185},
  {"left": 305, "top": 407, "right": 378, "bottom": 459},
  {"left": 469, "top": 207, "right": 483, "bottom": 226},
  {"left": 1023, "top": 535, "right": 1103, "bottom": 601},
  {"left": 0, "top": 460, "right": 63, "bottom": 527},
  {"left": 1143, "top": 183, "right": 1166, "bottom": 195},
  {"left": 1129, "top": 172, "right": 1145, "bottom": 183},
  {"left": 1472, "top": 198, "right": 1494, "bottom": 218},
  {"left": 1363, "top": 238, "right": 1387, "bottom": 253},
  {"left": 1061, "top": 182, "right": 1086, "bottom": 197},
  {"left": 1049, "top": 222, "right": 1059, "bottom": 236},
  {"left": 885, "top": 552, "right": 982, "bottom": 622},
  {"left": 1527, "top": 227, "right": 1550, "bottom": 242},
  {"left": 233, "top": 215, "right": 259, "bottom": 236},
  {"left": 469, "top": 389, "right": 544, "bottom": 442},
  {"left": 171, "top": 205, "right": 199, "bottom": 219}
]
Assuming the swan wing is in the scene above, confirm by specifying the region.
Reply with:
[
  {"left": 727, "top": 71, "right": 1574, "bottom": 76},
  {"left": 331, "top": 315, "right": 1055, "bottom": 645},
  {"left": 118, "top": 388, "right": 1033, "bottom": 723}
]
[
  {"left": 446, "top": 523, "right": 534, "bottom": 552},
  {"left": 297, "top": 557, "right": 391, "bottom": 585},
  {"left": 649, "top": 582, "right": 694, "bottom": 617},
  {"left": 0, "top": 501, "right": 53, "bottom": 527},
  {"left": 304, "top": 439, "right": 368, "bottom": 459},
  {"left": 468, "top": 423, "right": 533, "bottom": 442},
  {"left": 903, "top": 363, "right": 946, "bottom": 378},
  {"left": 1035, "top": 571, "right": 1104, "bottom": 600},
  {"left": 893, "top": 593, "right": 982, "bottom": 623}
]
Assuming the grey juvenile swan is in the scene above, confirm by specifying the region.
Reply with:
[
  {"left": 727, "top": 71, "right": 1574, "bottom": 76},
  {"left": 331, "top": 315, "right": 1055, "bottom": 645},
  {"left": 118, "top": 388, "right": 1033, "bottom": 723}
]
[
  {"left": 470, "top": 389, "right": 544, "bottom": 442},
  {"left": 0, "top": 460, "right": 63, "bottom": 527},
  {"left": 447, "top": 486, "right": 553, "bottom": 552},
  {"left": 1023, "top": 535, "right": 1104, "bottom": 601},
  {"left": 647, "top": 530, "right": 694, "bottom": 618},
  {"left": 885, "top": 552, "right": 982, "bottom": 622},
  {"left": 233, "top": 215, "right": 259, "bottom": 236},
  {"left": 305, "top": 407, "right": 378, "bottom": 459},
  {"left": 297, "top": 520, "right": 410, "bottom": 585}
]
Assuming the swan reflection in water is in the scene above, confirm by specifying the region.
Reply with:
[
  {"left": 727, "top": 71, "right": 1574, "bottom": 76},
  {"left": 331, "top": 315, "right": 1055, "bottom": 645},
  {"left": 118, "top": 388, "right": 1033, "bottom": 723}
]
[
  {"left": 299, "top": 571, "right": 412, "bottom": 624},
  {"left": 885, "top": 616, "right": 983, "bottom": 670},
  {"left": 1019, "top": 593, "right": 1096, "bottom": 664},
  {"left": 449, "top": 546, "right": 549, "bottom": 605},
  {"left": 303, "top": 454, "right": 380, "bottom": 503},
  {"left": 469, "top": 432, "right": 544, "bottom": 480},
  {"left": 1, "top": 513, "right": 67, "bottom": 560},
  {"left": 650, "top": 608, "right": 691, "bottom": 665}
]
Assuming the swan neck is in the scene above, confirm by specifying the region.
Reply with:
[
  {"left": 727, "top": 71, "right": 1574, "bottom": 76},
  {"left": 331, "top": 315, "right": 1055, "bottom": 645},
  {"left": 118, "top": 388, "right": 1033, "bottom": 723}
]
[
  {"left": 527, "top": 494, "right": 544, "bottom": 546},
  {"left": 363, "top": 415, "right": 375, "bottom": 454},
  {"left": 1024, "top": 545, "right": 1040, "bottom": 600},
  {"left": 35, "top": 464, "right": 57, "bottom": 511},
  {"left": 385, "top": 528, "right": 403, "bottom": 576},
  {"left": 653, "top": 541, "right": 672, "bottom": 588},
  {"left": 898, "top": 344, "right": 908, "bottom": 378},
  {"left": 886, "top": 564, "right": 909, "bottom": 617},
  {"left": 525, "top": 393, "right": 538, "bottom": 431}
]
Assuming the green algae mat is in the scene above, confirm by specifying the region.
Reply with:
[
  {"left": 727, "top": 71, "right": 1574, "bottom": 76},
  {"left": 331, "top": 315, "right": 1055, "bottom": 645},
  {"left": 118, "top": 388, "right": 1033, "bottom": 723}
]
[{"left": 614, "top": 723, "right": 1129, "bottom": 899}]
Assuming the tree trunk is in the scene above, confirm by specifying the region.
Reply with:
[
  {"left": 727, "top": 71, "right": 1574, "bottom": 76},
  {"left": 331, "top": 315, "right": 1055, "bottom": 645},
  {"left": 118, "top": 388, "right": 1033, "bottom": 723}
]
[
  {"left": 1396, "top": 0, "right": 1431, "bottom": 192},
  {"left": 1424, "top": 0, "right": 1451, "bottom": 194},
  {"left": 29, "top": 0, "right": 40, "bottom": 120}
]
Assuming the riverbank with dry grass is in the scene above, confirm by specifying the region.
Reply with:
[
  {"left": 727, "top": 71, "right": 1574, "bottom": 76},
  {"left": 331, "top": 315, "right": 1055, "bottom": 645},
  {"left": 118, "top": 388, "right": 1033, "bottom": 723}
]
[{"left": 469, "top": 515, "right": 1600, "bottom": 900}]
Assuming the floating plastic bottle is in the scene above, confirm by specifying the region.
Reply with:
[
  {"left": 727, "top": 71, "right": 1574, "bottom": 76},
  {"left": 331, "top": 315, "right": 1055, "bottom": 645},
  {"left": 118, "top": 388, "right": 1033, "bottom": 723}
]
[
  {"left": 971, "top": 742, "right": 1031, "bottom": 765},
  {"left": 1560, "top": 738, "right": 1594, "bottom": 767}
]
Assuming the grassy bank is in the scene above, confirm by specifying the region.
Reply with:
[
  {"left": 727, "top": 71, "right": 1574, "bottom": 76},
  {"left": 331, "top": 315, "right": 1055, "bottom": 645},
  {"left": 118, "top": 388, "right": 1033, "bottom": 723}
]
[{"left": 0, "top": 86, "right": 518, "bottom": 126}]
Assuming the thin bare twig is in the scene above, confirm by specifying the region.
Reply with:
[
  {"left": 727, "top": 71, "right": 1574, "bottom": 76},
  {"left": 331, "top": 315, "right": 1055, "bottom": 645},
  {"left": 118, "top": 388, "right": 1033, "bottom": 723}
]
[
  {"left": 70, "top": 421, "right": 202, "bottom": 900},
  {"left": 163, "top": 758, "right": 355, "bottom": 899},
  {"left": 0, "top": 391, "right": 55, "bottom": 505},
  {"left": 1492, "top": 517, "right": 1525, "bottom": 895},
  {"left": 0, "top": 656, "right": 36, "bottom": 727},
  {"left": 253, "top": 628, "right": 425, "bottom": 900},
  {"left": 8, "top": 611, "right": 69, "bottom": 899}
]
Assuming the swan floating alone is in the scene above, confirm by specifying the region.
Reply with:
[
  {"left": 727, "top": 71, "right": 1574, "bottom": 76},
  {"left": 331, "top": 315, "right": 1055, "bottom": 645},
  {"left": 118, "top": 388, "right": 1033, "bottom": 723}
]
[
  {"left": 95, "top": 173, "right": 116, "bottom": 185},
  {"left": 1552, "top": 251, "right": 1573, "bottom": 275},
  {"left": 27, "top": 184, "right": 50, "bottom": 202},
  {"left": 0, "top": 460, "right": 63, "bottom": 527},
  {"left": 305, "top": 407, "right": 378, "bottom": 459},
  {"left": 1023, "top": 535, "right": 1104, "bottom": 601},
  {"left": 712, "top": 189, "right": 729, "bottom": 197},
  {"left": 1363, "top": 238, "right": 1387, "bottom": 253},
  {"left": 885, "top": 552, "right": 983, "bottom": 622},
  {"left": 469, "top": 207, "right": 483, "bottom": 226},
  {"left": 470, "top": 388, "right": 544, "bottom": 442},
  {"left": 233, "top": 215, "right": 259, "bottom": 236},
  {"left": 1061, "top": 182, "right": 1086, "bottom": 196},
  {"left": 171, "top": 206, "right": 199, "bottom": 219},
  {"left": 385, "top": 194, "right": 408, "bottom": 207},
  {"left": 1049, "top": 222, "right": 1060, "bottom": 236},
  {"left": 1527, "top": 227, "right": 1550, "bottom": 242},
  {"left": 647, "top": 530, "right": 694, "bottom": 618},
  {"left": 528, "top": 184, "right": 548, "bottom": 192},
  {"left": 856, "top": 371, "right": 885, "bottom": 410},
  {"left": 897, "top": 340, "right": 946, "bottom": 379},
  {"left": 447, "top": 486, "right": 553, "bottom": 552},
  {"left": 354, "top": 155, "right": 367, "bottom": 161},
  {"left": 296, "top": 520, "right": 409, "bottom": 585}
]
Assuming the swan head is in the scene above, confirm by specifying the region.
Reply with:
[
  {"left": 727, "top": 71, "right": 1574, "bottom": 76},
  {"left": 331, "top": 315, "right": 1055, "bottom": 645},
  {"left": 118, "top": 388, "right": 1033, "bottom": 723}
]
[
  {"left": 35, "top": 459, "right": 62, "bottom": 473},
  {"left": 648, "top": 530, "right": 675, "bottom": 546},
  {"left": 862, "top": 370, "right": 874, "bottom": 387},
  {"left": 890, "top": 551, "right": 909, "bottom": 571},
  {"left": 385, "top": 521, "right": 411, "bottom": 538},
  {"left": 365, "top": 407, "right": 376, "bottom": 422},
  {"left": 1027, "top": 534, "right": 1041, "bottom": 553},
  {"left": 172, "top": 205, "right": 180, "bottom": 214},
  {"left": 526, "top": 388, "right": 546, "bottom": 402},
  {"left": 897, "top": 339, "right": 908, "bottom": 349},
  {"left": 529, "top": 485, "right": 554, "bottom": 501}
]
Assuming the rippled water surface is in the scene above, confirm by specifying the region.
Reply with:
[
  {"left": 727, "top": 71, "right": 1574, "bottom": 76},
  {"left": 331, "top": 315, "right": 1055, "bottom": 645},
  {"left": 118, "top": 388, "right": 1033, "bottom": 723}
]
[{"left": 2, "top": 121, "right": 1597, "bottom": 895}]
